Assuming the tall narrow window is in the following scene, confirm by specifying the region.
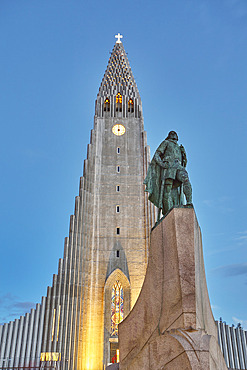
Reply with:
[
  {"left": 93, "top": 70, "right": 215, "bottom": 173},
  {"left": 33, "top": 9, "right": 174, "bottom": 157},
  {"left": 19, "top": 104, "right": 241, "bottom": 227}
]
[
  {"left": 116, "top": 93, "right": 122, "bottom": 112},
  {"left": 104, "top": 98, "right": 110, "bottom": 112},
  {"left": 128, "top": 99, "right": 134, "bottom": 113},
  {"left": 116, "top": 185, "right": 120, "bottom": 192},
  {"left": 116, "top": 227, "right": 120, "bottom": 235},
  {"left": 111, "top": 281, "right": 124, "bottom": 336},
  {"left": 117, "top": 166, "right": 120, "bottom": 173},
  {"left": 116, "top": 205, "right": 120, "bottom": 213},
  {"left": 117, "top": 147, "right": 120, "bottom": 154}
]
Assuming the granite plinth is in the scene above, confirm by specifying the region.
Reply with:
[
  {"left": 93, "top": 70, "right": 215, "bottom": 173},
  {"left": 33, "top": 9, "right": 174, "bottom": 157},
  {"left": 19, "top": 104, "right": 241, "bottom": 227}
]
[{"left": 118, "top": 207, "right": 227, "bottom": 370}]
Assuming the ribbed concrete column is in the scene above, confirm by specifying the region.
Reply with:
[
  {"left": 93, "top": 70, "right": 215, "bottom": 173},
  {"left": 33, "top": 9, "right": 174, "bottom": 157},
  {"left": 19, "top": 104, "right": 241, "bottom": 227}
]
[
  {"left": 47, "top": 274, "right": 58, "bottom": 352},
  {"left": 70, "top": 196, "right": 81, "bottom": 369},
  {"left": 0, "top": 326, "right": 3, "bottom": 345},
  {"left": 232, "top": 326, "right": 241, "bottom": 368},
  {"left": 240, "top": 329, "right": 247, "bottom": 368},
  {"left": 226, "top": 324, "right": 235, "bottom": 368},
  {"left": 63, "top": 215, "right": 75, "bottom": 367},
  {"left": 58, "top": 238, "right": 69, "bottom": 370},
  {"left": 3, "top": 321, "right": 13, "bottom": 366},
  {"left": 30, "top": 304, "right": 40, "bottom": 365},
  {"left": 236, "top": 327, "right": 245, "bottom": 368},
  {"left": 42, "top": 286, "right": 52, "bottom": 353},
  {"left": 19, "top": 313, "right": 30, "bottom": 367},
  {"left": 14, "top": 315, "right": 24, "bottom": 367},
  {"left": 36, "top": 297, "right": 46, "bottom": 366},
  {"left": 0, "top": 323, "right": 8, "bottom": 366},
  {"left": 9, "top": 319, "right": 19, "bottom": 367},
  {"left": 25, "top": 308, "right": 35, "bottom": 366}
]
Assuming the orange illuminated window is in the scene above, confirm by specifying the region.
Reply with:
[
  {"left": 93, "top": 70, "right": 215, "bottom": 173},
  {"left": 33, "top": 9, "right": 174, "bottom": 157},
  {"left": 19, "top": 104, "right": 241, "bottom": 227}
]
[
  {"left": 104, "top": 98, "right": 110, "bottom": 112},
  {"left": 116, "top": 93, "right": 122, "bottom": 104},
  {"left": 116, "top": 93, "right": 122, "bottom": 112},
  {"left": 128, "top": 99, "right": 134, "bottom": 113}
]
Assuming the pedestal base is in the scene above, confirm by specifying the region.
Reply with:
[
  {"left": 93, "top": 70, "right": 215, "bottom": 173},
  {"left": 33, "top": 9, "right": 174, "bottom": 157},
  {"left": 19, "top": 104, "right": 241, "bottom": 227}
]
[{"left": 118, "top": 208, "right": 227, "bottom": 370}]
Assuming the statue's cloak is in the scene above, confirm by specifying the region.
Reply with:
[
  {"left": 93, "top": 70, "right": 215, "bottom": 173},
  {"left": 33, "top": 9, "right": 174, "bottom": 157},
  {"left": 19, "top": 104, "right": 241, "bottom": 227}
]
[
  {"left": 144, "top": 158, "right": 183, "bottom": 209},
  {"left": 143, "top": 158, "right": 162, "bottom": 208}
]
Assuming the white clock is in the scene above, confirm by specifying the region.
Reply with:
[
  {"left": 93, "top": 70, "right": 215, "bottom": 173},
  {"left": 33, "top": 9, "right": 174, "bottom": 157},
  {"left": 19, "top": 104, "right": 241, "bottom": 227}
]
[{"left": 112, "top": 124, "right": 126, "bottom": 136}]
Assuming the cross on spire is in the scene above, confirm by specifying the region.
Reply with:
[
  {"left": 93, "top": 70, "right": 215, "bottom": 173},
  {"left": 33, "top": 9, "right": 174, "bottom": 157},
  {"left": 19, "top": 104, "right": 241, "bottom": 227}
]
[{"left": 115, "top": 33, "right": 123, "bottom": 43}]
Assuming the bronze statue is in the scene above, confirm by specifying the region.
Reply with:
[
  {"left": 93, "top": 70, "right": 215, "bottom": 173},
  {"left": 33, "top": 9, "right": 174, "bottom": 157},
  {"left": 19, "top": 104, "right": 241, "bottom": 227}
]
[{"left": 144, "top": 131, "right": 192, "bottom": 221}]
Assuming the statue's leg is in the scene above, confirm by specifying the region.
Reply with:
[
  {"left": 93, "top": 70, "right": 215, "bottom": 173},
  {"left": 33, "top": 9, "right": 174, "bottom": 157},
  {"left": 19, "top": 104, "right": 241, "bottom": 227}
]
[
  {"left": 177, "top": 170, "right": 192, "bottom": 204},
  {"left": 163, "top": 179, "right": 173, "bottom": 214}
]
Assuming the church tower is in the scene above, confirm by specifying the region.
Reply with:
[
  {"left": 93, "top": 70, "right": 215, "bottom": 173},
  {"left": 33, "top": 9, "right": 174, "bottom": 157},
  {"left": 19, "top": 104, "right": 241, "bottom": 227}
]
[
  {"left": 0, "top": 35, "right": 155, "bottom": 370},
  {"left": 76, "top": 35, "right": 155, "bottom": 369}
]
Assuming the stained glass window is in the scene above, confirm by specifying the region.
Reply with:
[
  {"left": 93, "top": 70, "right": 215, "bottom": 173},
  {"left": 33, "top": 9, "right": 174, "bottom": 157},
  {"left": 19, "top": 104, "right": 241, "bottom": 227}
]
[{"left": 111, "top": 280, "right": 124, "bottom": 336}]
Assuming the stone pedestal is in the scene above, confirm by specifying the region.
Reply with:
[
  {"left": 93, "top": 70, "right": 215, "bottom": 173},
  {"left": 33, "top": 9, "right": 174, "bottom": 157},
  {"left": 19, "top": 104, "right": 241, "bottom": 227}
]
[{"left": 118, "top": 208, "right": 227, "bottom": 370}]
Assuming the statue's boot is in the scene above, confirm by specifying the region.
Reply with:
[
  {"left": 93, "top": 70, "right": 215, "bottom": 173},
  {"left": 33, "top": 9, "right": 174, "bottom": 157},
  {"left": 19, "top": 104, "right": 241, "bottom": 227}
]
[
  {"left": 183, "top": 180, "right": 192, "bottom": 205},
  {"left": 163, "top": 192, "right": 173, "bottom": 214}
]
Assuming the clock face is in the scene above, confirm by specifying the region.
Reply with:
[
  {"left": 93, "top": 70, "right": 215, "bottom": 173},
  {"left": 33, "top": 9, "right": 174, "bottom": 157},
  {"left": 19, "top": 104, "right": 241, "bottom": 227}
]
[{"left": 112, "top": 124, "right": 126, "bottom": 136}]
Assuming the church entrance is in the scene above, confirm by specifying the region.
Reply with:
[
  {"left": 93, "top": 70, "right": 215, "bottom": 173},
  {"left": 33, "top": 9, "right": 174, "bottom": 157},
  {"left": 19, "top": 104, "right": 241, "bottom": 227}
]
[{"left": 110, "top": 341, "right": 119, "bottom": 364}]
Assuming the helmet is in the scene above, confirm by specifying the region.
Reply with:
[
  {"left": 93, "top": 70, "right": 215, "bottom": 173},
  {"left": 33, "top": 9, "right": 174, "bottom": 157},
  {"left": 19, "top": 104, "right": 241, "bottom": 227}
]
[{"left": 166, "top": 131, "right": 178, "bottom": 141}]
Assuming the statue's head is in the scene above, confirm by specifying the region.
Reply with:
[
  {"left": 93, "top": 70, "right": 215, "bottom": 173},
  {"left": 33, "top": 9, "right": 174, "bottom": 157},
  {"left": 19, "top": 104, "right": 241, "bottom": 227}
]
[{"left": 166, "top": 131, "right": 178, "bottom": 141}]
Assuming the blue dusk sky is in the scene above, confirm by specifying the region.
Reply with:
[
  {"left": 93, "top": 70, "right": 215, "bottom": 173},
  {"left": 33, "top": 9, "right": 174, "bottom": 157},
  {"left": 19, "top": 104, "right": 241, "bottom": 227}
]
[{"left": 0, "top": 1, "right": 247, "bottom": 329}]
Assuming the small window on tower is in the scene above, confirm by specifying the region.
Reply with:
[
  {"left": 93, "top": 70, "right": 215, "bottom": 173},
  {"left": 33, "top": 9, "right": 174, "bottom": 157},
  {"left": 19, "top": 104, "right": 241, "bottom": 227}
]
[
  {"left": 104, "top": 98, "right": 110, "bottom": 112},
  {"left": 116, "top": 93, "right": 122, "bottom": 112},
  {"left": 116, "top": 185, "right": 120, "bottom": 192},
  {"left": 116, "top": 227, "right": 120, "bottom": 235},
  {"left": 117, "top": 147, "right": 120, "bottom": 154},
  {"left": 128, "top": 99, "right": 134, "bottom": 113},
  {"left": 117, "top": 166, "right": 120, "bottom": 173},
  {"left": 116, "top": 205, "right": 120, "bottom": 213},
  {"left": 116, "top": 250, "right": 120, "bottom": 258}
]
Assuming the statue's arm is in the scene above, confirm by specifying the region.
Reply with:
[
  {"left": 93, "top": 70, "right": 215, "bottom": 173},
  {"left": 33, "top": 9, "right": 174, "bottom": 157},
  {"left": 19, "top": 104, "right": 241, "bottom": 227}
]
[
  {"left": 180, "top": 144, "right": 187, "bottom": 167},
  {"left": 154, "top": 141, "right": 168, "bottom": 168}
]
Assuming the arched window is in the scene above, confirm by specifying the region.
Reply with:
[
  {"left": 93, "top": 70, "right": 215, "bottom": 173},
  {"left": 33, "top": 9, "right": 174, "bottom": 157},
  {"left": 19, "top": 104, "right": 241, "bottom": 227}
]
[
  {"left": 104, "top": 98, "right": 110, "bottom": 112},
  {"left": 116, "top": 93, "right": 122, "bottom": 112},
  {"left": 111, "top": 280, "right": 124, "bottom": 336},
  {"left": 128, "top": 99, "right": 134, "bottom": 113}
]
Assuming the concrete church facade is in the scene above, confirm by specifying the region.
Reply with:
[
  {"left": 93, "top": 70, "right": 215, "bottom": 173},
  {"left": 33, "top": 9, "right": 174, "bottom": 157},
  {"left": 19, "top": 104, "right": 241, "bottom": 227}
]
[{"left": 1, "top": 36, "right": 247, "bottom": 370}]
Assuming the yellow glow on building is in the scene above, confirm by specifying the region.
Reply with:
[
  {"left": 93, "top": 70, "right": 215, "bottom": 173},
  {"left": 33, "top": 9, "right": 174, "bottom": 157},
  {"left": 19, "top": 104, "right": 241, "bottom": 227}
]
[
  {"left": 56, "top": 305, "right": 61, "bottom": 341},
  {"left": 40, "top": 352, "right": 61, "bottom": 361},
  {"left": 78, "top": 288, "right": 104, "bottom": 370},
  {"left": 51, "top": 308, "right": 56, "bottom": 341}
]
